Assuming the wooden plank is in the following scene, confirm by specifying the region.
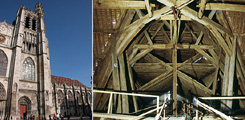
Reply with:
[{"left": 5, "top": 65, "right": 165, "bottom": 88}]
[
  {"left": 197, "top": 3, "right": 245, "bottom": 12},
  {"left": 160, "top": 14, "right": 191, "bottom": 20},
  {"left": 226, "top": 36, "right": 237, "bottom": 108},
  {"left": 94, "top": 1, "right": 155, "bottom": 9},
  {"left": 118, "top": 54, "right": 129, "bottom": 113},
  {"left": 126, "top": 51, "right": 138, "bottom": 112}
]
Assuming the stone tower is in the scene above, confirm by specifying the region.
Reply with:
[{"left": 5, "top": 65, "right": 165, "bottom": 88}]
[{"left": 0, "top": 3, "right": 54, "bottom": 119}]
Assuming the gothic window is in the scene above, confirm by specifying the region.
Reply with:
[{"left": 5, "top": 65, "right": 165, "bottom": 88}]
[
  {"left": 0, "top": 50, "right": 7, "bottom": 76},
  {"left": 25, "top": 17, "right": 30, "bottom": 28},
  {"left": 68, "top": 91, "right": 73, "bottom": 105},
  {"left": 32, "top": 19, "right": 36, "bottom": 31},
  {"left": 0, "top": 82, "right": 6, "bottom": 100},
  {"left": 22, "top": 57, "right": 35, "bottom": 81},
  {"left": 76, "top": 91, "right": 81, "bottom": 105},
  {"left": 57, "top": 90, "right": 64, "bottom": 104}
]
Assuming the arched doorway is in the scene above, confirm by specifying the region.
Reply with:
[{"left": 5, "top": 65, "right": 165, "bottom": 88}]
[
  {"left": 0, "top": 82, "right": 6, "bottom": 119},
  {"left": 18, "top": 96, "right": 31, "bottom": 119}
]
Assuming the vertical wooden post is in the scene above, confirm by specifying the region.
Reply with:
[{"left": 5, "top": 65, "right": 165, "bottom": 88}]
[
  {"left": 126, "top": 51, "right": 138, "bottom": 112},
  {"left": 118, "top": 54, "right": 129, "bottom": 113},
  {"left": 221, "top": 55, "right": 230, "bottom": 110},
  {"left": 107, "top": 93, "right": 113, "bottom": 114},
  {"left": 196, "top": 103, "right": 199, "bottom": 120},
  {"left": 227, "top": 36, "right": 237, "bottom": 109},
  {"left": 172, "top": 20, "right": 178, "bottom": 116},
  {"left": 212, "top": 49, "right": 222, "bottom": 95},
  {"left": 111, "top": 36, "right": 121, "bottom": 113}
]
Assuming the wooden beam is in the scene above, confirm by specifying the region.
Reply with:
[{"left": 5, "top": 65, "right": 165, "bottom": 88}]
[
  {"left": 237, "top": 46, "right": 245, "bottom": 79},
  {"left": 126, "top": 51, "right": 138, "bottom": 112},
  {"left": 212, "top": 49, "right": 222, "bottom": 95},
  {"left": 134, "top": 44, "right": 214, "bottom": 50},
  {"left": 94, "top": 0, "right": 155, "bottom": 9},
  {"left": 129, "top": 49, "right": 153, "bottom": 66},
  {"left": 145, "top": 0, "right": 152, "bottom": 17},
  {"left": 178, "top": 71, "right": 213, "bottom": 96},
  {"left": 160, "top": 14, "right": 191, "bottom": 20},
  {"left": 116, "top": 0, "right": 194, "bottom": 55},
  {"left": 157, "top": 0, "right": 232, "bottom": 36},
  {"left": 144, "top": 31, "right": 153, "bottom": 46},
  {"left": 197, "top": 3, "right": 245, "bottom": 12},
  {"left": 118, "top": 54, "right": 129, "bottom": 113},
  {"left": 93, "top": 9, "right": 137, "bottom": 110},
  {"left": 226, "top": 36, "right": 237, "bottom": 108},
  {"left": 161, "top": 27, "right": 171, "bottom": 43},
  {"left": 202, "top": 72, "right": 216, "bottom": 88},
  {"left": 221, "top": 55, "right": 230, "bottom": 110},
  {"left": 138, "top": 70, "right": 173, "bottom": 91},
  {"left": 198, "top": 0, "right": 207, "bottom": 18},
  {"left": 128, "top": 48, "right": 138, "bottom": 61},
  {"left": 112, "top": 38, "right": 121, "bottom": 113},
  {"left": 172, "top": 20, "right": 178, "bottom": 116},
  {"left": 195, "top": 48, "right": 217, "bottom": 66},
  {"left": 151, "top": 22, "right": 165, "bottom": 40},
  {"left": 207, "top": 26, "right": 232, "bottom": 56}
]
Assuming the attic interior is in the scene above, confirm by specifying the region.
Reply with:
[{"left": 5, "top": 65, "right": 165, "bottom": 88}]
[{"left": 93, "top": 0, "right": 245, "bottom": 119}]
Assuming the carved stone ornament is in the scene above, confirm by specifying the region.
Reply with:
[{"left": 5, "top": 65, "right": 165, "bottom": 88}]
[
  {"left": 0, "top": 35, "right": 6, "bottom": 43},
  {"left": 0, "top": 25, "right": 6, "bottom": 32}
]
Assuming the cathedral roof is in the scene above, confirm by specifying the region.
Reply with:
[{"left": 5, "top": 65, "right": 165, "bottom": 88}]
[{"left": 51, "top": 75, "right": 86, "bottom": 87}]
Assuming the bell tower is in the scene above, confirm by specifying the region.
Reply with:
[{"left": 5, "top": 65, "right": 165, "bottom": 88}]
[{"left": 4, "top": 3, "right": 53, "bottom": 119}]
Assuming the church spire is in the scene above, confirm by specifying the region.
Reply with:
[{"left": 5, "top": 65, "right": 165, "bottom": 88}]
[{"left": 35, "top": 3, "right": 44, "bottom": 16}]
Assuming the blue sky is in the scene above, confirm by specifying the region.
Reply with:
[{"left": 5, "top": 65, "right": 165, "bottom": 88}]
[{"left": 0, "top": 0, "right": 92, "bottom": 87}]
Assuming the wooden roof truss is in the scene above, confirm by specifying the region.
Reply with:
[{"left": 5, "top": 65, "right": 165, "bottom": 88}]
[{"left": 93, "top": 0, "right": 245, "bottom": 117}]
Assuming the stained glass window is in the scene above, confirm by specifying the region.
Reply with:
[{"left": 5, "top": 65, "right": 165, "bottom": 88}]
[
  {"left": 0, "top": 50, "right": 7, "bottom": 76},
  {"left": 22, "top": 57, "right": 35, "bottom": 81}
]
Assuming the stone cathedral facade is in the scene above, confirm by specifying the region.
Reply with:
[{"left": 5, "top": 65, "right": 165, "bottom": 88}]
[{"left": 0, "top": 3, "right": 56, "bottom": 119}]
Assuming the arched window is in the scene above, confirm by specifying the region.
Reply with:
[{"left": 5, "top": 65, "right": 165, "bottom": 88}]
[
  {"left": 22, "top": 57, "right": 35, "bottom": 81},
  {"left": 25, "top": 16, "right": 30, "bottom": 29},
  {"left": 0, "top": 82, "right": 6, "bottom": 100},
  {"left": 68, "top": 91, "right": 73, "bottom": 105},
  {"left": 0, "top": 50, "right": 7, "bottom": 76},
  {"left": 57, "top": 90, "right": 64, "bottom": 104}
]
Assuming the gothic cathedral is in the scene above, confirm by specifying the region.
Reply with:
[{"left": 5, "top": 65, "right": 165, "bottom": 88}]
[{"left": 0, "top": 3, "right": 54, "bottom": 119}]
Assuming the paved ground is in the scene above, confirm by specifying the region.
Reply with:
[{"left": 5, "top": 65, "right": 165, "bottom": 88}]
[{"left": 62, "top": 116, "right": 91, "bottom": 120}]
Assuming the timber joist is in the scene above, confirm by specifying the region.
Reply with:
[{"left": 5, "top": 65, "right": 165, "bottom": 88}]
[{"left": 93, "top": 0, "right": 245, "bottom": 115}]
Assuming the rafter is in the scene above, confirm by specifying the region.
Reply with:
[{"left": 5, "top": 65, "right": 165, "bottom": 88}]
[
  {"left": 94, "top": 0, "right": 155, "bottom": 9},
  {"left": 138, "top": 53, "right": 213, "bottom": 97},
  {"left": 197, "top": 3, "right": 245, "bottom": 12},
  {"left": 134, "top": 44, "right": 214, "bottom": 50}
]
